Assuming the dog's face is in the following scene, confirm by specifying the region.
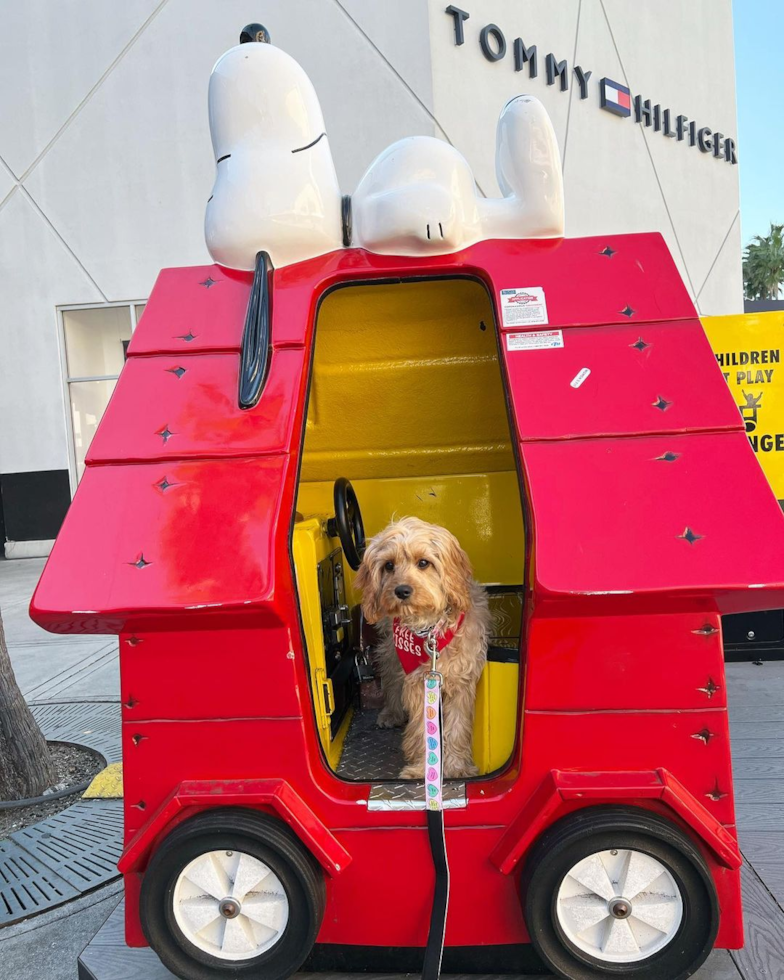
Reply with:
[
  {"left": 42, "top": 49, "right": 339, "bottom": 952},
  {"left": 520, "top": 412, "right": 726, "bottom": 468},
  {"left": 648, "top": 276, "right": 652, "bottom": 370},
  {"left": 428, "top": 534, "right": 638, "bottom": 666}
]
[{"left": 354, "top": 517, "right": 473, "bottom": 627}]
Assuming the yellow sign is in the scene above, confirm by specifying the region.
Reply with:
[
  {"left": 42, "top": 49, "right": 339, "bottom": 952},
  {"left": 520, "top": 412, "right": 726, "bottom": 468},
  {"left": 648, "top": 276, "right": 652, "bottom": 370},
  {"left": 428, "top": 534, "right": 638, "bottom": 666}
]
[{"left": 702, "top": 311, "right": 784, "bottom": 500}]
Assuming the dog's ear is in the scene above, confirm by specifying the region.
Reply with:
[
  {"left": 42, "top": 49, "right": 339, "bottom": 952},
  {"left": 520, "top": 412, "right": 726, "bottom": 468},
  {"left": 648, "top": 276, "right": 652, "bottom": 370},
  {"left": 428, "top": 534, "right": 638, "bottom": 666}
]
[
  {"left": 354, "top": 542, "right": 382, "bottom": 624},
  {"left": 433, "top": 528, "right": 473, "bottom": 615}
]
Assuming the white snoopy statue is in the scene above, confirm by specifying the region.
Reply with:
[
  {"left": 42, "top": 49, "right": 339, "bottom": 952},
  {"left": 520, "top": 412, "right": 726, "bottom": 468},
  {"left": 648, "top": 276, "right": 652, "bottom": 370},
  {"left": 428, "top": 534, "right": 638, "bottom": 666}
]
[
  {"left": 205, "top": 27, "right": 564, "bottom": 271},
  {"left": 205, "top": 26, "right": 343, "bottom": 270}
]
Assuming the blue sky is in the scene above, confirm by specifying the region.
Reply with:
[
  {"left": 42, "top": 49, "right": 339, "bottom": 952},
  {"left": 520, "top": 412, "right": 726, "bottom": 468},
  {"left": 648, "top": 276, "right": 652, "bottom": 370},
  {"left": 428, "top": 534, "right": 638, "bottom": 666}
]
[{"left": 734, "top": 0, "right": 784, "bottom": 245}]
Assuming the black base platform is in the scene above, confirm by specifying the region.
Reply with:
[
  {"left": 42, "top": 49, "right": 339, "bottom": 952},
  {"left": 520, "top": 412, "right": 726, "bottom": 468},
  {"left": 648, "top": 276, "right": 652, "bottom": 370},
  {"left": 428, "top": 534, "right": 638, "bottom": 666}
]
[{"left": 78, "top": 901, "right": 549, "bottom": 978}]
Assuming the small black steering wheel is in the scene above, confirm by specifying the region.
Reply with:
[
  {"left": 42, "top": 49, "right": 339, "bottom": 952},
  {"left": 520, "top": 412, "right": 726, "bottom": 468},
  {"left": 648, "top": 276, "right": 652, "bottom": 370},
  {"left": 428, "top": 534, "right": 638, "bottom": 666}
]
[{"left": 332, "top": 477, "right": 365, "bottom": 571}]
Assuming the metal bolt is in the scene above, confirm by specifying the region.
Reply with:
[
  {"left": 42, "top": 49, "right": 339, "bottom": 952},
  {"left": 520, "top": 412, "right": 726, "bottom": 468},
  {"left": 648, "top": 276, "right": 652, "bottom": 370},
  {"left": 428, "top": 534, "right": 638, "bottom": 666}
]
[
  {"left": 226, "top": 851, "right": 233, "bottom": 856},
  {"left": 747, "top": 630, "right": 756, "bottom": 640},
  {"left": 610, "top": 899, "right": 631, "bottom": 919},
  {"left": 610, "top": 849, "right": 618, "bottom": 855}
]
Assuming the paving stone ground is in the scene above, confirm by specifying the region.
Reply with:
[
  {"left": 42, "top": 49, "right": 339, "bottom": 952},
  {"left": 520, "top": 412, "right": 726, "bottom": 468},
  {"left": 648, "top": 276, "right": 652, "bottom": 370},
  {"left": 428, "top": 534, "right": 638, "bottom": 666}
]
[
  {"left": 0, "top": 558, "right": 118, "bottom": 701},
  {"left": 0, "top": 882, "right": 123, "bottom": 980}
]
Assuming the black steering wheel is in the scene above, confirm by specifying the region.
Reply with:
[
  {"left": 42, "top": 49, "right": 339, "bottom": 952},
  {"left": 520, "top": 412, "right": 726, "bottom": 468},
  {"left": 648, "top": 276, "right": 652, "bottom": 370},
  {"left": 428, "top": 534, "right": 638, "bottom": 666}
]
[{"left": 331, "top": 477, "right": 365, "bottom": 571}]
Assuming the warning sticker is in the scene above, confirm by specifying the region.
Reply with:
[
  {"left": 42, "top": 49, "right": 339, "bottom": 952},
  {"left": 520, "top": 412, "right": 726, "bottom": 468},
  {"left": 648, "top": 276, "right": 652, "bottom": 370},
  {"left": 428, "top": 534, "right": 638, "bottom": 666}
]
[
  {"left": 499, "top": 286, "right": 549, "bottom": 327},
  {"left": 506, "top": 329, "right": 564, "bottom": 352}
]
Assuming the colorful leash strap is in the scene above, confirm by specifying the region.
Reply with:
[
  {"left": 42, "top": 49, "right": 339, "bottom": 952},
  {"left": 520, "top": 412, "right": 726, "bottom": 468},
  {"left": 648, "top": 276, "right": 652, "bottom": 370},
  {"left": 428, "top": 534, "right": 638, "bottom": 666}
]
[{"left": 422, "top": 639, "right": 449, "bottom": 980}]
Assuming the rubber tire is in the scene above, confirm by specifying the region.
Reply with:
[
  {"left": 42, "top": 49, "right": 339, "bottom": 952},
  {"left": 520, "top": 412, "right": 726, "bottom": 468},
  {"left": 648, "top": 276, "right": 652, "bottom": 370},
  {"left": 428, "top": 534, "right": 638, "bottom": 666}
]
[
  {"left": 140, "top": 808, "right": 325, "bottom": 980},
  {"left": 520, "top": 806, "right": 719, "bottom": 980}
]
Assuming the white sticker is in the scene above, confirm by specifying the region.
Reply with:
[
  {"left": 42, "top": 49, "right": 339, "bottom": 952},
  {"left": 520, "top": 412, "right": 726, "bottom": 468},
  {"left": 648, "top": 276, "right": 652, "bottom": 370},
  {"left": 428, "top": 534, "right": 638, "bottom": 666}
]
[
  {"left": 506, "top": 329, "right": 564, "bottom": 352},
  {"left": 499, "top": 286, "right": 549, "bottom": 327},
  {"left": 570, "top": 367, "right": 591, "bottom": 388}
]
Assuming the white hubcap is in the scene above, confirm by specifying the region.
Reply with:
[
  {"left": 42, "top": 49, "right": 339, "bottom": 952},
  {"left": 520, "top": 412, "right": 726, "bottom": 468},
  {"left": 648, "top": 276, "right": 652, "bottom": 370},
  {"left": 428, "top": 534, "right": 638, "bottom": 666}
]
[
  {"left": 172, "top": 850, "right": 289, "bottom": 960},
  {"left": 556, "top": 848, "right": 683, "bottom": 963}
]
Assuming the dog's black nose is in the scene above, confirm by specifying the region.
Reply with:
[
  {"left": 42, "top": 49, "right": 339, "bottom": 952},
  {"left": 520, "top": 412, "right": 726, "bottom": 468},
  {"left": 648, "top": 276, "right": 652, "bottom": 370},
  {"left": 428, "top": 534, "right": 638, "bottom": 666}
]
[{"left": 394, "top": 584, "right": 413, "bottom": 601}]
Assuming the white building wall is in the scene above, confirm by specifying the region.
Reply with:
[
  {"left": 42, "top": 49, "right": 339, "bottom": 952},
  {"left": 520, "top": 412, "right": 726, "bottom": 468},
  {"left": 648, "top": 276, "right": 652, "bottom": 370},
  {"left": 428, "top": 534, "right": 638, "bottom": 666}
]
[
  {"left": 427, "top": 0, "right": 741, "bottom": 315},
  {"left": 0, "top": 0, "right": 741, "bottom": 550}
]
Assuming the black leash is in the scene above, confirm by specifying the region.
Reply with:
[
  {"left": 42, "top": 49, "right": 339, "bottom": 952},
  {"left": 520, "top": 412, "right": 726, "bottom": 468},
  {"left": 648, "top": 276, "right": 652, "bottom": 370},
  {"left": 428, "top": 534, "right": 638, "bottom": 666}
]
[{"left": 423, "top": 808, "right": 450, "bottom": 980}]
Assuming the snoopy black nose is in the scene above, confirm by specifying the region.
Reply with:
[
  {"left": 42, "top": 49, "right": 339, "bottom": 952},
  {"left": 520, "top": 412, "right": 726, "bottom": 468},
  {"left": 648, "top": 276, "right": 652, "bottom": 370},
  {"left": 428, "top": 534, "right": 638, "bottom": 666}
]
[
  {"left": 394, "top": 584, "right": 413, "bottom": 601},
  {"left": 240, "top": 23, "right": 270, "bottom": 44}
]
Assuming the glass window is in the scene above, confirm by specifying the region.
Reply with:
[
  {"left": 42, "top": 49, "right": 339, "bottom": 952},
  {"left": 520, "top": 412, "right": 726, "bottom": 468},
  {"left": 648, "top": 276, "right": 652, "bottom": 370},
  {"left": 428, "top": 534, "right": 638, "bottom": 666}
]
[
  {"left": 62, "top": 303, "right": 144, "bottom": 484},
  {"left": 69, "top": 379, "right": 118, "bottom": 477},
  {"left": 63, "top": 306, "right": 132, "bottom": 378}
]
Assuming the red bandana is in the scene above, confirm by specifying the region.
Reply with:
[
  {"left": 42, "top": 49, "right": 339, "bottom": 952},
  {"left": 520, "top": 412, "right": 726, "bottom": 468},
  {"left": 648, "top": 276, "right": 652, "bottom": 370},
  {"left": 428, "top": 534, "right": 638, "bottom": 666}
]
[{"left": 392, "top": 614, "right": 465, "bottom": 674}]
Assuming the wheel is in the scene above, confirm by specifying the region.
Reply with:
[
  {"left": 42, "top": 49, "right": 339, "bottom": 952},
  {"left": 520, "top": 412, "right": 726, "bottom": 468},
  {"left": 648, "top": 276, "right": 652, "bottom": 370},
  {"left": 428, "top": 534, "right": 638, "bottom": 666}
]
[
  {"left": 520, "top": 806, "right": 719, "bottom": 980},
  {"left": 332, "top": 477, "right": 365, "bottom": 571},
  {"left": 140, "top": 808, "right": 325, "bottom": 980}
]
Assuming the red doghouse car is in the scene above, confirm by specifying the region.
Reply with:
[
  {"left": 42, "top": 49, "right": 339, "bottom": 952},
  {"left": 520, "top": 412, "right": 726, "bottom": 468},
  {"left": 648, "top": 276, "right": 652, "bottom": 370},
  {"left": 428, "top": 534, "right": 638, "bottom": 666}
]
[{"left": 31, "top": 27, "right": 784, "bottom": 980}]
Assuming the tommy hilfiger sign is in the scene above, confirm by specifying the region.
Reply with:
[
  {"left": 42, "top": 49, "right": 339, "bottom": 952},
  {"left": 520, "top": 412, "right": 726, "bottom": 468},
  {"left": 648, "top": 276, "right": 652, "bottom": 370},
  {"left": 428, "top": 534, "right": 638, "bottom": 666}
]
[{"left": 445, "top": 5, "right": 738, "bottom": 165}]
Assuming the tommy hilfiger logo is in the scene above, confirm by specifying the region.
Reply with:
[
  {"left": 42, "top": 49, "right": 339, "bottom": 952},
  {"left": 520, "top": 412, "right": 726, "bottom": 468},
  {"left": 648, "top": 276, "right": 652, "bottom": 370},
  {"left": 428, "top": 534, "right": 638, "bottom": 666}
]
[
  {"left": 601, "top": 78, "right": 631, "bottom": 117},
  {"left": 445, "top": 6, "right": 737, "bottom": 164}
]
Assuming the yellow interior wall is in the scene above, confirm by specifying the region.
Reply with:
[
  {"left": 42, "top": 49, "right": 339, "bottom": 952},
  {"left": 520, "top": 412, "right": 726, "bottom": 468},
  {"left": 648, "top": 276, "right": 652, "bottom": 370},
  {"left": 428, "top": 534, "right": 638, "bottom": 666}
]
[
  {"left": 474, "top": 662, "right": 519, "bottom": 773},
  {"left": 292, "top": 517, "right": 355, "bottom": 768},
  {"left": 294, "top": 278, "right": 525, "bottom": 776},
  {"left": 297, "top": 473, "right": 524, "bottom": 593},
  {"left": 301, "top": 279, "right": 515, "bottom": 481},
  {"left": 298, "top": 278, "right": 525, "bottom": 580}
]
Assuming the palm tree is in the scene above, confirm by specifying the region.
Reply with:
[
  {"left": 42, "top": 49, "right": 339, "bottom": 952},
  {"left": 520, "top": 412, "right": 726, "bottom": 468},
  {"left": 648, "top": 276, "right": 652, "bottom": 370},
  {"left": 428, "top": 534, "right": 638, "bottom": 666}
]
[
  {"left": 743, "top": 223, "right": 784, "bottom": 301},
  {"left": 0, "top": 609, "right": 55, "bottom": 800}
]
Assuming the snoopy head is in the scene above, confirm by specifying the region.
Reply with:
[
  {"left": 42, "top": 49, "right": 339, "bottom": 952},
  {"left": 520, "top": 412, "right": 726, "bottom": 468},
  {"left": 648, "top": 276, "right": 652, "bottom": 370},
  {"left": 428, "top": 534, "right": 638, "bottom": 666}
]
[
  {"left": 204, "top": 40, "right": 342, "bottom": 271},
  {"left": 208, "top": 42, "right": 328, "bottom": 161}
]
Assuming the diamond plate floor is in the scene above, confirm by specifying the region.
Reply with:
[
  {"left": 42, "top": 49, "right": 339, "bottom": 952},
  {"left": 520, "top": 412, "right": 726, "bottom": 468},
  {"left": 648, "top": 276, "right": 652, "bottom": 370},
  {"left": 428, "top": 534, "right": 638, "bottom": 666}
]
[
  {"left": 336, "top": 709, "right": 404, "bottom": 780},
  {"left": 0, "top": 700, "right": 122, "bottom": 927}
]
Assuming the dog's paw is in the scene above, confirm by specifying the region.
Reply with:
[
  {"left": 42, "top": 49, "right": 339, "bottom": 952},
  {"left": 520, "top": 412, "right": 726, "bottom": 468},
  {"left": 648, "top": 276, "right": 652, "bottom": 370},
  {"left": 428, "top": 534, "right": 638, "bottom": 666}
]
[
  {"left": 376, "top": 706, "right": 406, "bottom": 728},
  {"left": 399, "top": 764, "right": 425, "bottom": 780}
]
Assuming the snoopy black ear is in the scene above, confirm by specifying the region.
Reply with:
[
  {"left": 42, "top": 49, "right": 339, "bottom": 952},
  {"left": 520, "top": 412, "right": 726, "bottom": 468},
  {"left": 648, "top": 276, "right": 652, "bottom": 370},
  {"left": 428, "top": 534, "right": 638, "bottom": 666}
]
[{"left": 240, "top": 23, "right": 271, "bottom": 44}]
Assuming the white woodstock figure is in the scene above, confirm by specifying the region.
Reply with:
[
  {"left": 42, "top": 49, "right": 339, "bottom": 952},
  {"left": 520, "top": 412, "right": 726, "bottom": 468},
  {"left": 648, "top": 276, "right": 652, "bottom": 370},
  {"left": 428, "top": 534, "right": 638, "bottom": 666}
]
[
  {"left": 205, "top": 28, "right": 343, "bottom": 271},
  {"left": 352, "top": 95, "right": 564, "bottom": 255}
]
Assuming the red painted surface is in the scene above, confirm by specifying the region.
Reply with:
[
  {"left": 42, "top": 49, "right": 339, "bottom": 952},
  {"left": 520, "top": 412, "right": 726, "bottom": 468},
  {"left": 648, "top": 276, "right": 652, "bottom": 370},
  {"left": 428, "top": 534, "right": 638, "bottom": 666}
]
[
  {"left": 524, "top": 612, "right": 726, "bottom": 710},
  {"left": 29, "top": 231, "right": 781, "bottom": 954},
  {"left": 87, "top": 350, "right": 306, "bottom": 464},
  {"left": 503, "top": 319, "right": 741, "bottom": 441},
  {"left": 491, "top": 770, "right": 740, "bottom": 875},
  {"left": 521, "top": 431, "right": 784, "bottom": 615},
  {"left": 268, "top": 232, "right": 695, "bottom": 344},
  {"left": 120, "top": 629, "right": 301, "bottom": 720},
  {"left": 128, "top": 265, "right": 253, "bottom": 355},
  {"left": 119, "top": 780, "right": 351, "bottom": 878},
  {"left": 32, "top": 457, "right": 289, "bottom": 634}
]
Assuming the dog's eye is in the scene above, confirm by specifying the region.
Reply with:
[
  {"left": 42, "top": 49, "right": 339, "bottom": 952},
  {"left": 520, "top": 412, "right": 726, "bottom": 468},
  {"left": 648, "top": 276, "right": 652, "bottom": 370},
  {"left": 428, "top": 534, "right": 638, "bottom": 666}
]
[
  {"left": 417, "top": 559, "right": 430, "bottom": 569},
  {"left": 383, "top": 561, "right": 395, "bottom": 572}
]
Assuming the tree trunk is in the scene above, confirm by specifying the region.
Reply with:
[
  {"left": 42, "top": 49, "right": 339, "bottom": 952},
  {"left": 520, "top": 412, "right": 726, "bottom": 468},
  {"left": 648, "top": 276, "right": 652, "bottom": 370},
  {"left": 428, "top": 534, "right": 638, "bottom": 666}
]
[{"left": 0, "top": 609, "right": 55, "bottom": 800}]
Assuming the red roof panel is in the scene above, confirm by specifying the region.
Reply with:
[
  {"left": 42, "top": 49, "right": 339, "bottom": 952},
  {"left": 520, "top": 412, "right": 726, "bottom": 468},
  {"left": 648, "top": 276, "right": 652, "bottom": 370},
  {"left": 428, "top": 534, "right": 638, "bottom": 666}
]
[
  {"left": 521, "top": 430, "right": 784, "bottom": 613},
  {"left": 502, "top": 319, "right": 743, "bottom": 441},
  {"left": 31, "top": 456, "right": 288, "bottom": 634},
  {"left": 128, "top": 265, "right": 252, "bottom": 355},
  {"left": 87, "top": 350, "right": 305, "bottom": 464}
]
